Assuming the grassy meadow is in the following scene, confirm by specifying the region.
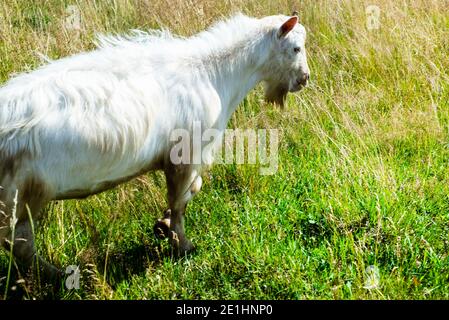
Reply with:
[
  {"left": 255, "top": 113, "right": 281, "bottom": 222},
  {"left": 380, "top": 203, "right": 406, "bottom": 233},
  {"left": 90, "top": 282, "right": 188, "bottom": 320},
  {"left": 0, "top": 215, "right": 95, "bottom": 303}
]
[{"left": 1, "top": 0, "right": 449, "bottom": 299}]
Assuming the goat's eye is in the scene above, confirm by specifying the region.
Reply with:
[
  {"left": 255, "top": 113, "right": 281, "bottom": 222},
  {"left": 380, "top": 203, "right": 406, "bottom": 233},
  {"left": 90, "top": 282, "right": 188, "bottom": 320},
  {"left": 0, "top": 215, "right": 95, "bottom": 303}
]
[{"left": 293, "top": 47, "right": 301, "bottom": 53}]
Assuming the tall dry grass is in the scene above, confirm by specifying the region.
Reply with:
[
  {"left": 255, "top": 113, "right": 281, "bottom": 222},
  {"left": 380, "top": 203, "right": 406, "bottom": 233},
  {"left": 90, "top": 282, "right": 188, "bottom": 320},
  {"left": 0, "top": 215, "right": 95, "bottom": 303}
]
[{"left": 0, "top": 0, "right": 448, "bottom": 299}]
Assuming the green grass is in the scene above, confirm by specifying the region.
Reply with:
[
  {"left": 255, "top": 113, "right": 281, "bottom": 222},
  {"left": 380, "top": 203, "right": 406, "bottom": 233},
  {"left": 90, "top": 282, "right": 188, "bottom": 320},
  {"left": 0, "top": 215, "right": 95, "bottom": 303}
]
[{"left": 1, "top": 0, "right": 449, "bottom": 299}]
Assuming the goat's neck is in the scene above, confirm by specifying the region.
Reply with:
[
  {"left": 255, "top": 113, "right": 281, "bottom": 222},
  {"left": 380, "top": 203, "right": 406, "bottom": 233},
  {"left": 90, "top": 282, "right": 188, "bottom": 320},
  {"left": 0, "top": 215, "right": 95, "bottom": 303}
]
[{"left": 206, "top": 35, "right": 271, "bottom": 127}]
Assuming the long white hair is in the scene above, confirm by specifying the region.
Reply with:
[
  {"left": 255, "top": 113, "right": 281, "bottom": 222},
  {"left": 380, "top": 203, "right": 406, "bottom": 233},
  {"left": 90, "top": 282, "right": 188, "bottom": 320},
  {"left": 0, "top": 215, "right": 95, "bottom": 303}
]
[{"left": 0, "top": 14, "right": 269, "bottom": 156}]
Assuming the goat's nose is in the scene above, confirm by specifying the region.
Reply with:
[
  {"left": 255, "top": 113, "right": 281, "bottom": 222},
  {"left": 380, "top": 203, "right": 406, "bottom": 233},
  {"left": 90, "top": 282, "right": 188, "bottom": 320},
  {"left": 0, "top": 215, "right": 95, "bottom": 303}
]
[
  {"left": 299, "top": 73, "right": 309, "bottom": 86},
  {"left": 303, "top": 73, "right": 310, "bottom": 82}
]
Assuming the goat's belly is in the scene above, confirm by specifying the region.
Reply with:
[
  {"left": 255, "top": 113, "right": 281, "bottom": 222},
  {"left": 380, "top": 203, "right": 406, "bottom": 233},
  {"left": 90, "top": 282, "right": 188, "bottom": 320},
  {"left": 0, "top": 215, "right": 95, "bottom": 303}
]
[
  {"left": 54, "top": 165, "right": 155, "bottom": 200},
  {"left": 43, "top": 143, "right": 164, "bottom": 200},
  {"left": 53, "top": 160, "right": 163, "bottom": 200}
]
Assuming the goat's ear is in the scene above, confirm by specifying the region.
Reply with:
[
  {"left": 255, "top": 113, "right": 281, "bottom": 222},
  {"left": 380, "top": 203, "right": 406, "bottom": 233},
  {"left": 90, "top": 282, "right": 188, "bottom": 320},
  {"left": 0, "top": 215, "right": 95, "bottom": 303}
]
[{"left": 278, "top": 16, "right": 298, "bottom": 38}]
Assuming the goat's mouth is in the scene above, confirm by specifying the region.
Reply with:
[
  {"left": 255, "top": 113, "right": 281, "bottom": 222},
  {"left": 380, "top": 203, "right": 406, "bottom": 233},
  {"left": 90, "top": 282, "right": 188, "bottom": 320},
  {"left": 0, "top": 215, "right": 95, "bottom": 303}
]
[
  {"left": 290, "top": 79, "right": 308, "bottom": 92},
  {"left": 289, "top": 85, "right": 304, "bottom": 93}
]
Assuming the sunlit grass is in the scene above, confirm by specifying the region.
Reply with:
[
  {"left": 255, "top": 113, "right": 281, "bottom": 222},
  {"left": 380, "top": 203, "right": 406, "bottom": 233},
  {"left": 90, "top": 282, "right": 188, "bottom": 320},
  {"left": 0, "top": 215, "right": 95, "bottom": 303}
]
[{"left": 1, "top": 0, "right": 449, "bottom": 299}]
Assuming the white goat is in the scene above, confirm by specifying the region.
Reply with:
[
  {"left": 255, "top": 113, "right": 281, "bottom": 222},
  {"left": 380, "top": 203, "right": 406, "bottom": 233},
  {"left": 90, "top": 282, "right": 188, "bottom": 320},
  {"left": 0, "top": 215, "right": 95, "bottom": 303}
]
[{"left": 0, "top": 13, "right": 309, "bottom": 282}]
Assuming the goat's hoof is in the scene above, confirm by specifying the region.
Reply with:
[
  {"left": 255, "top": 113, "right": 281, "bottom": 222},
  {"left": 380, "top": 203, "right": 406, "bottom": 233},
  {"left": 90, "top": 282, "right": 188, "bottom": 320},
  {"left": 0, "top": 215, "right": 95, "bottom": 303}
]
[
  {"left": 153, "top": 209, "right": 171, "bottom": 239},
  {"left": 16, "top": 255, "right": 65, "bottom": 292},
  {"left": 170, "top": 235, "right": 195, "bottom": 257},
  {"left": 32, "top": 257, "right": 65, "bottom": 286}
]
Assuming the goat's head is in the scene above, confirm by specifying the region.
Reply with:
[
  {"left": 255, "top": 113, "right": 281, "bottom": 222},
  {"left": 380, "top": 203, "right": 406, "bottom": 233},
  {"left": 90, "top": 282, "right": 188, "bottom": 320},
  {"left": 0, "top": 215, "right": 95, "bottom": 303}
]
[{"left": 263, "top": 14, "right": 310, "bottom": 107}]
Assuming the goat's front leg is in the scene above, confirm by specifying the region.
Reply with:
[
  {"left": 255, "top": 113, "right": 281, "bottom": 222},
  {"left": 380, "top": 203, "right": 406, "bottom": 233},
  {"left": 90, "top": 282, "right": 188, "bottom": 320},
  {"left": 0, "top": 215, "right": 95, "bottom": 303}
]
[{"left": 154, "top": 165, "right": 202, "bottom": 256}]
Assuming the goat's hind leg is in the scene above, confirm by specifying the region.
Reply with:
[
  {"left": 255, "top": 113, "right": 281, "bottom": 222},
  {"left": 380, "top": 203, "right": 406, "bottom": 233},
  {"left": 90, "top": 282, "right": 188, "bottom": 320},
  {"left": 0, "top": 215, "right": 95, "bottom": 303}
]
[
  {"left": 10, "top": 220, "right": 63, "bottom": 285},
  {"left": 0, "top": 183, "right": 63, "bottom": 286}
]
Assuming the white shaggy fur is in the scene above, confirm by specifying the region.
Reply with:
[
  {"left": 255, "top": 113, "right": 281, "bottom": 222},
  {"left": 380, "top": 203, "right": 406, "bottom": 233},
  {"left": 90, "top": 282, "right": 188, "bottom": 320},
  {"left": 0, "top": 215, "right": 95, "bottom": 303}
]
[
  {"left": 0, "top": 13, "right": 308, "bottom": 198},
  {"left": 0, "top": 13, "right": 309, "bottom": 274}
]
